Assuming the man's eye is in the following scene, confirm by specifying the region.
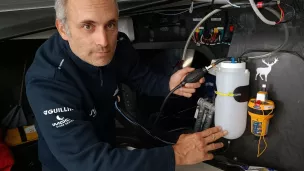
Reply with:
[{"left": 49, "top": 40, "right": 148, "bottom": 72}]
[
  {"left": 83, "top": 24, "right": 92, "bottom": 30},
  {"left": 107, "top": 23, "right": 116, "bottom": 29}
]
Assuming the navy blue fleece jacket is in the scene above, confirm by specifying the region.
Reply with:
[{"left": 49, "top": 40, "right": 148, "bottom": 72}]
[{"left": 25, "top": 32, "right": 175, "bottom": 171}]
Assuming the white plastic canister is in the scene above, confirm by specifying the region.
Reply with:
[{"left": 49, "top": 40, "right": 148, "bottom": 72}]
[{"left": 214, "top": 61, "right": 250, "bottom": 139}]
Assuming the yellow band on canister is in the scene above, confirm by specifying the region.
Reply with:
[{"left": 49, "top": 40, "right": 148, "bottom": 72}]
[{"left": 214, "top": 91, "right": 235, "bottom": 97}]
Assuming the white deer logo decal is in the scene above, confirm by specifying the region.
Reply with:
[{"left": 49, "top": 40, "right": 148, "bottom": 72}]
[{"left": 255, "top": 58, "right": 279, "bottom": 82}]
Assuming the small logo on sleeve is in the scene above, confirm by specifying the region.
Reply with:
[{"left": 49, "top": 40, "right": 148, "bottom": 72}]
[
  {"left": 52, "top": 115, "right": 74, "bottom": 128},
  {"left": 44, "top": 107, "right": 74, "bottom": 115},
  {"left": 89, "top": 108, "right": 97, "bottom": 118}
]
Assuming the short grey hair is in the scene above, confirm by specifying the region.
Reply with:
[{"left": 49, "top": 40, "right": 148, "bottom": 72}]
[
  {"left": 54, "top": 0, "right": 119, "bottom": 25},
  {"left": 54, "top": 0, "right": 119, "bottom": 36},
  {"left": 54, "top": 0, "right": 70, "bottom": 35},
  {"left": 54, "top": 0, "right": 68, "bottom": 24}
]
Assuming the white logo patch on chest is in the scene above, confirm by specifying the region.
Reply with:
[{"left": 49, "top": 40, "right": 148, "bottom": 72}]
[
  {"left": 255, "top": 58, "right": 279, "bottom": 82},
  {"left": 52, "top": 115, "right": 74, "bottom": 128},
  {"left": 43, "top": 107, "right": 74, "bottom": 115}
]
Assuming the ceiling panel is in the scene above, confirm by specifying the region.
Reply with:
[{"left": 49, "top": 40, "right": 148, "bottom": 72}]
[
  {"left": 0, "top": 0, "right": 179, "bottom": 40},
  {"left": 0, "top": 8, "right": 55, "bottom": 30},
  {"left": 0, "top": 0, "right": 54, "bottom": 12},
  {"left": 0, "top": 0, "right": 163, "bottom": 12}
]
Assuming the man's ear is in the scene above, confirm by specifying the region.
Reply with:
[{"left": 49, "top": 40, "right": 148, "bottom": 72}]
[{"left": 56, "top": 19, "right": 69, "bottom": 41}]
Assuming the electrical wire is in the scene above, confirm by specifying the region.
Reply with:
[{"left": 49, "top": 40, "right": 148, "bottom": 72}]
[
  {"left": 211, "top": 0, "right": 215, "bottom": 10},
  {"left": 225, "top": 0, "right": 240, "bottom": 8},
  {"left": 248, "top": 0, "right": 277, "bottom": 25},
  {"left": 156, "top": 10, "right": 189, "bottom": 16},
  {"left": 197, "top": 31, "right": 231, "bottom": 46},
  {"left": 182, "top": 4, "right": 232, "bottom": 61},
  {"left": 115, "top": 101, "right": 175, "bottom": 145},
  {"left": 155, "top": 3, "right": 211, "bottom": 16},
  {"left": 159, "top": 106, "right": 197, "bottom": 121},
  {"left": 153, "top": 84, "right": 184, "bottom": 125},
  {"left": 276, "top": 4, "right": 285, "bottom": 24},
  {"left": 126, "top": 2, "right": 210, "bottom": 16},
  {"left": 240, "top": 50, "right": 304, "bottom": 62},
  {"left": 167, "top": 127, "right": 193, "bottom": 133},
  {"left": 246, "top": 7, "right": 289, "bottom": 59},
  {"left": 175, "top": 106, "right": 197, "bottom": 115},
  {"left": 280, "top": 3, "right": 296, "bottom": 23}
]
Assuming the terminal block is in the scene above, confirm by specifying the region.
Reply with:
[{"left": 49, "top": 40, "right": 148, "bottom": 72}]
[{"left": 193, "top": 98, "right": 215, "bottom": 132}]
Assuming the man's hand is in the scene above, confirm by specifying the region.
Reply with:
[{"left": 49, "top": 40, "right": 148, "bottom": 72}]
[
  {"left": 173, "top": 126, "right": 228, "bottom": 166},
  {"left": 169, "top": 67, "right": 204, "bottom": 98}
]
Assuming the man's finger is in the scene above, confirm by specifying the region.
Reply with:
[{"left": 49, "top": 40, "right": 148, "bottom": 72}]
[
  {"left": 204, "top": 143, "right": 224, "bottom": 152},
  {"left": 180, "top": 87, "right": 196, "bottom": 94},
  {"left": 205, "top": 130, "right": 228, "bottom": 144},
  {"left": 182, "top": 92, "right": 192, "bottom": 98},
  {"left": 185, "top": 82, "right": 201, "bottom": 89},
  {"left": 199, "top": 78, "right": 205, "bottom": 84},
  {"left": 203, "top": 153, "right": 214, "bottom": 161},
  {"left": 199, "top": 126, "right": 222, "bottom": 138}
]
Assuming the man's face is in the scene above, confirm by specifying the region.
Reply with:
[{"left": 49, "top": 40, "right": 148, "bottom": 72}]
[{"left": 58, "top": 0, "right": 119, "bottom": 67}]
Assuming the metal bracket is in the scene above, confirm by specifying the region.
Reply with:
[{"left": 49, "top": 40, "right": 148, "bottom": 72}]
[{"left": 193, "top": 98, "right": 215, "bottom": 132}]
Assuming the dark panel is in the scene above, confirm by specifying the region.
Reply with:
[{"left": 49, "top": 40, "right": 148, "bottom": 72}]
[
  {"left": 224, "top": 11, "right": 304, "bottom": 171},
  {"left": 0, "top": 40, "right": 46, "bottom": 123},
  {"left": 133, "top": 41, "right": 217, "bottom": 60}
]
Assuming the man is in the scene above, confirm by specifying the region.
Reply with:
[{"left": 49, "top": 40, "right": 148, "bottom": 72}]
[{"left": 25, "top": 0, "right": 228, "bottom": 171}]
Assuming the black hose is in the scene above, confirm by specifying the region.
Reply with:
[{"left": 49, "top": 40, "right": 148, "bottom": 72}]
[{"left": 153, "top": 83, "right": 184, "bottom": 125}]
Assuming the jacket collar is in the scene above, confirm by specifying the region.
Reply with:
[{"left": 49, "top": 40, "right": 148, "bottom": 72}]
[{"left": 59, "top": 34, "right": 102, "bottom": 75}]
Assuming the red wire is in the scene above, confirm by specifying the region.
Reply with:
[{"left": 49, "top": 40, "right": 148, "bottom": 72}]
[
  {"left": 276, "top": 4, "right": 285, "bottom": 24},
  {"left": 211, "top": 33, "right": 217, "bottom": 43}
]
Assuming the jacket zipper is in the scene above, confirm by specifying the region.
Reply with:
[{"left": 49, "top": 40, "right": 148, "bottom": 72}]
[{"left": 99, "top": 68, "right": 104, "bottom": 87}]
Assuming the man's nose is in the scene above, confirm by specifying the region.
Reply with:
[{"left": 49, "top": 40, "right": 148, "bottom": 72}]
[{"left": 95, "top": 28, "right": 109, "bottom": 47}]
